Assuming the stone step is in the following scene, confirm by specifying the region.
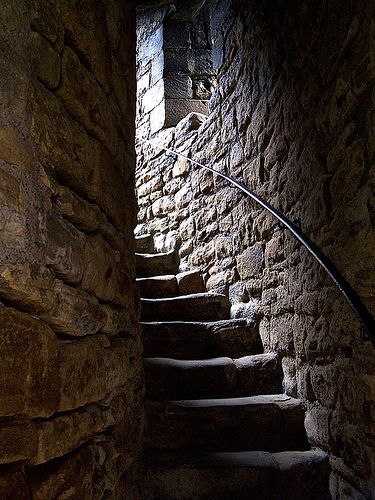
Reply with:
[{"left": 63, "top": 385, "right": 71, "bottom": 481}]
[
  {"left": 141, "top": 293, "right": 231, "bottom": 322},
  {"left": 145, "top": 394, "right": 308, "bottom": 452},
  {"left": 144, "top": 357, "right": 236, "bottom": 399},
  {"left": 234, "top": 353, "right": 283, "bottom": 395},
  {"left": 136, "top": 251, "right": 178, "bottom": 278},
  {"left": 135, "top": 234, "right": 154, "bottom": 253},
  {"left": 143, "top": 449, "right": 330, "bottom": 499},
  {"left": 137, "top": 275, "right": 178, "bottom": 298},
  {"left": 141, "top": 320, "right": 262, "bottom": 359},
  {"left": 137, "top": 270, "right": 205, "bottom": 299},
  {"left": 144, "top": 353, "right": 282, "bottom": 399}
]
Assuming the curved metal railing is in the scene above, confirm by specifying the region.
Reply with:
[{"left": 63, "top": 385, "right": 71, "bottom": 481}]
[{"left": 162, "top": 146, "right": 375, "bottom": 347}]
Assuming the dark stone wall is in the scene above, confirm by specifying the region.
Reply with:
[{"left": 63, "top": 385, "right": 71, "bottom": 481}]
[
  {"left": 136, "top": 0, "right": 375, "bottom": 495},
  {"left": 0, "top": 1, "right": 142, "bottom": 497}
]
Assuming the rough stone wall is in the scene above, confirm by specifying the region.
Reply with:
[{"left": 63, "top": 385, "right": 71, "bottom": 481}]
[
  {"left": 0, "top": 1, "right": 142, "bottom": 497},
  {"left": 136, "top": 0, "right": 375, "bottom": 495},
  {"left": 136, "top": 4, "right": 216, "bottom": 140}
]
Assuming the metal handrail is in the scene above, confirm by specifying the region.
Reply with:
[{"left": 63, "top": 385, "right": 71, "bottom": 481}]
[{"left": 162, "top": 146, "right": 375, "bottom": 347}]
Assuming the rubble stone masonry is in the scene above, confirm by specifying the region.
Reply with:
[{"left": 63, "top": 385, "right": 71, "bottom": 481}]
[
  {"left": 0, "top": 0, "right": 142, "bottom": 497},
  {"left": 136, "top": 0, "right": 375, "bottom": 496}
]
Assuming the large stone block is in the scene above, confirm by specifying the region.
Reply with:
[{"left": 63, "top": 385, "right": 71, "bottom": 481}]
[
  {"left": 31, "top": 83, "right": 128, "bottom": 233},
  {"left": 42, "top": 281, "right": 107, "bottom": 337},
  {"left": 58, "top": 336, "right": 136, "bottom": 411},
  {"left": 56, "top": 47, "right": 118, "bottom": 157},
  {"left": 0, "top": 264, "right": 55, "bottom": 313},
  {"left": 0, "top": 167, "right": 26, "bottom": 250},
  {"left": 28, "top": 437, "right": 129, "bottom": 500},
  {"left": 81, "top": 234, "right": 128, "bottom": 306},
  {"left": 58, "top": 0, "right": 113, "bottom": 93},
  {"left": 0, "top": 308, "right": 59, "bottom": 418},
  {"left": 45, "top": 212, "right": 85, "bottom": 283},
  {"left": 31, "top": 32, "right": 60, "bottom": 89},
  {"left": 53, "top": 185, "right": 100, "bottom": 233},
  {"left": 236, "top": 243, "right": 265, "bottom": 280},
  {"left": 165, "top": 98, "right": 208, "bottom": 128}
]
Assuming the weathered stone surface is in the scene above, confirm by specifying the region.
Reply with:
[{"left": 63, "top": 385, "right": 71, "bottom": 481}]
[
  {"left": 32, "top": 32, "right": 61, "bottom": 89},
  {"left": 31, "top": 83, "right": 129, "bottom": 233},
  {"left": 0, "top": 264, "right": 55, "bottom": 313},
  {"left": 141, "top": 292, "right": 230, "bottom": 322},
  {"left": 165, "top": 98, "right": 208, "bottom": 127},
  {"left": 28, "top": 437, "right": 129, "bottom": 500},
  {"left": 176, "top": 270, "right": 205, "bottom": 294},
  {"left": 0, "top": 126, "right": 34, "bottom": 171},
  {"left": 45, "top": 212, "right": 85, "bottom": 283},
  {"left": 101, "top": 304, "right": 133, "bottom": 336},
  {"left": 81, "top": 234, "right": 126, "bottom": 306},
  {"left": 146, "top": 395, "right": 308, "bottom": 451},
  {"left": 142, "top": 319, "right": 262, "bottom": 359},
  {"left": 0, "top": 308, "right": 59, "bottom": 418},
  {"left": 53, "top": 185, "right": 100, "bottom": 233},
  {"left": 56, "top": 47, "right": 117, "bottom": 156},
  {"left": 42, "top": 281, "right": 107, "bottom": 336},
  {"left": 59, "top": 336, "right": 135, "bottom": 411},
  {"left": 0, "top": 167, "right": 26, "bottom": 250}
]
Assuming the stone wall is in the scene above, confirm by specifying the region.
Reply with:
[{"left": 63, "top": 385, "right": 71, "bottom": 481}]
[
  {"left": 0, "top": 1, "right": 142, "bottom": 497},
  {"left": 136, "top": 3, "right": 216, "bottom": 140},
  {"left": 136, "top": 0, "right": 375, "bottom": 495}
]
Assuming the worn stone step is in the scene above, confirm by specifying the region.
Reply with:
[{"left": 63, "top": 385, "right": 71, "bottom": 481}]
[
  {"left": 143, "top": 449, "right": 330, "bottom": 499},
  {"left": 141, "top": 319, "right": 262, "bottom": 359},
  {"left": 137, "top": 275, "right": 178, "bottom": 298},
  {"left": 135, "top": 234, "right": 154, "bottom": 253},
  {"left": 145, "top": 394, "right": 308, "bottom": 452},
  {"left": 144, "top": 357, "right": 237, "bottom": 399},
  {"left": 144, "top": 353, "right": 282, "bottom": 399},
  {"left": 234, "top": 353, "right": 283, "bottom": 395},
  {"left": 136, "top": 251, "right": 178, "bottom": 278},
  {"left": 141, "top": 293, "right": 231, "bottom": 322},
  {"left": 137, "top": 270, "right": 205, "bottom": 299}
]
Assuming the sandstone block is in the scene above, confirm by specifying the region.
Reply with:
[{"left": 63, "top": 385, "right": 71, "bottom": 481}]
[
  {"left": 56, "top": 47, "right": 117, "bottom": 156},
  {"left": 32, "top": 32, "right": 60, "bottom": 89},
  {"left": 42, "top": 281, "right": 107, "bottom": 337},
  {"left": 29, "top": 443, "right": 98, "bottom": 500},
  {"left": 58, "top": 336, "right": 136, "bottom": 411},
  {"left": 0, "top": 421, "right": 38, "bottom": 464},
  {"left": 59, "top": 0, "right": 113, "bottom": 92},
  {"left": 0, "top": 126, "right": 34, "bottom": 171},
  {"left": 45, "top": 212, "right": 85, "bottom": 283},
  {"left": 152, "top": 195, "right": 175, "bottom": 217},
  {"left": 0, "top": 167, "right": 26, "bottom": 250},
  {"left": 101, "top": 304, "right": 133, "bottom": 335},
  {"left": 81, "top": 234, "right": 127, "bottom": 306},
  {"left": 176, "top": 270, "right": 205, "bottom": 294},
  {"left": 31, "top": 83, "right": 128, "bottom": 233},
  {"left": 0, "top": 308, "right": 59, "bottom": 418},
  {"left": 35, "top": 402, "right": 115, "bottom": 465},
  {"left": 31, "top": 1, "right": 64, "bottom": 47},
  {"left": 165, "top": 76, "right": 193, "bottom": 99},
  {"left": 54, "top": 185, "right": 100, "bottom": 233},
  {"left": 0, "top": 264, "right": 55, "bottom": 313},
  {"left": 165, "top": 98, "right": 208, "bottom": 128},
  {"left": 236, "top": 243, "right": 265, "bottom": 279}
]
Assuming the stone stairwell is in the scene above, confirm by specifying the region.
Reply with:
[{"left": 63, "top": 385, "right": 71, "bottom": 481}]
[{"left": 136, "top": 234, "right": 331, "bottom": 500}]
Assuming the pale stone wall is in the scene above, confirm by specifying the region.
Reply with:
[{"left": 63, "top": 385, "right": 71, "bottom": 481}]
[
  {"left": 0, "top": 1, "right": 142, "bottom": 497},
  {"left": 136, "top": 4, "right": 216, "bottom": 140},
  {"left": 136, "top": 0, "right": 375, "bottom": 495}
]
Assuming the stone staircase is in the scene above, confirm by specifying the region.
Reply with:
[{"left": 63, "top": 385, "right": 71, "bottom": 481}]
[{"left": 136, "top": 234, "right": 331, "bottom": 499}]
